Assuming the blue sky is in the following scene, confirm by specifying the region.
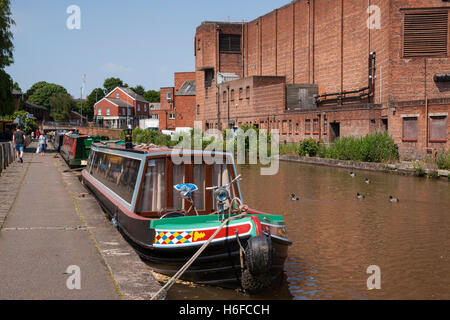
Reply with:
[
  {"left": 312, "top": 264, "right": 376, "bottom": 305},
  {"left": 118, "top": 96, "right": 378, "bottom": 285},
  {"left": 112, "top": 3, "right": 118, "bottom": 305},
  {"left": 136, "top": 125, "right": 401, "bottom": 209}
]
[{"left": 6, "top": 0, "right": 290, "bottom": 98}]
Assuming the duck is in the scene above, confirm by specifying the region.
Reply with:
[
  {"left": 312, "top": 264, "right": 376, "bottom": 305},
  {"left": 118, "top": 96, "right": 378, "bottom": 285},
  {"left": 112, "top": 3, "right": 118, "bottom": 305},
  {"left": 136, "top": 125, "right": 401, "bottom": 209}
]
[
  {"left": 290, "top": 193, "right": 300, "bottom": 201},
  {"left": 365, "top": 178, "right": 371, "bottom": 184},
  {"left": 350, "top": 172, "right": 356, "bottom": 177},
  {"left": 389, "top": 195, "right": 399, "bottom": 203},
  {"left": 357, "top": 193, "right": 365, "bottom": 199}
]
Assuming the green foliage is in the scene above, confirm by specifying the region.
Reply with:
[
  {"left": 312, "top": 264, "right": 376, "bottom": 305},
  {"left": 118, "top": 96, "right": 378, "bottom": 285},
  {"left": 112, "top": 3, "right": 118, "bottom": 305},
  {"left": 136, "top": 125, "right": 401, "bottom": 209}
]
[
  {"left": 143, "top": 90, "right": 160, "bottom": 103},
  {"left": 298, "top": 138, "right": 319, "bottom": 157},
  {"left": 131, "top": 85, "right": 145, "bottom": 96},
  {"left": 0, "top": 69, "right": 14, "bottom": 116},
  {"left": 435, "top": 152, "right": 450, "bottom": 170},
  {"left": 27, "top": 82, "right": 68, "bottom": 110},
  {"left": 49, "top": 93, "right": 75, "bottom": 122},
  {"left": 122, "top": 128, "right": 176, "bottom": 147},
  {"left": 103, "top": 77, "right": 124, "bottom": 94},
  {"left": 3, "top": 110, "right": 37, "bottom": 133},
  {"left": 427, "top": 170, "right": 439, "bottom": 179},
  {"left": 413, "top": 161, "right": 426, "bottom": 177},
  {"left": 0, "top": 0, "right": 15, "bottom": 69},
  {"left": 325, "top": 132, "right": 399, "bottom": 163}
]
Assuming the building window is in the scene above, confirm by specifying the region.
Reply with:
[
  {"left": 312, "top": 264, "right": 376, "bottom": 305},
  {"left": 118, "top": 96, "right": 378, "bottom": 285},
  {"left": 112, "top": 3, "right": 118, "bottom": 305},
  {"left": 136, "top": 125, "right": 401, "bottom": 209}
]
[
  {"left": 305, "top": 119, "right": 311, "bottom": 134},
  {"left": 403, "top": 11, "right": 448, "bottom": 58},
  {"left": 239, "top": 88, "right": 243, "bottom": 100},
  {"left": 296, "top": 122, "right": 299, "bottom": 133},
  {"left": 197, "top": 38, "right": 201, "bottom": 51},
  {"left": 116, "top": 92, "right": 119, "bottom": 99},
  {"left": 246, "top": 86, "right": 250, "bottom": 99},
  {"left": 197, "top": 105, "right": 200, "bottom": 115},
  {"left": 223, "top": 91, "right": 227, "bottom": 103},
  {"left": 219, "top": 34, "right": 241, "bottom": 53},
  {"left": 137, "top": 104, "right": 141, "bottom": 112},
  {"left": 154, "top": 114, "right": 159, "bottom": 120},
  {"left": 144, "top": 104, "right": 147, "bottom": 112},
  {"left": 323, "top": 118, "right": 328, "bottom": 134},
  {"left": 204, "top": 69, "right": 214, "bottom": 88},
  {"left": 166, "top": 92, "right": 172, "bottom": 101},
  {"left": 402, "top": 117, "right": 418, "bottom": 142},
  {"left": 128, "top": 108, "right": 132, "bottom": 116},
  {"left": 106, "top": 108, "right": 110, "bottom": 116},
  {"left": 429, "top": 115, "right": 447, "bottom": 142},
  {"left": 231, "top": 89, "right": 235, "bottom": 101},
  {"left": 169, "top": 113, "right": 175, "bottom": 120},
  {"left": 97, "top": 108, "right": 102, "bottom": 116},
  {"left": 313, "top": 119, "right": 319, "bottom": 133}
]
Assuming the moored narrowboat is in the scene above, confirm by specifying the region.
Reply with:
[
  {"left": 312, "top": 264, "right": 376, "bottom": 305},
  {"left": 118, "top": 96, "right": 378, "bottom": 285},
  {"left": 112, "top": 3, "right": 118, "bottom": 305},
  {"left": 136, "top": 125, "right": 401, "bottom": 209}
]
[
  {"left": 81, "top": 141, "right": 291, "bottom": 292},
  {"left": 60, "top": 133, "right": 109, "bottom": 167}
]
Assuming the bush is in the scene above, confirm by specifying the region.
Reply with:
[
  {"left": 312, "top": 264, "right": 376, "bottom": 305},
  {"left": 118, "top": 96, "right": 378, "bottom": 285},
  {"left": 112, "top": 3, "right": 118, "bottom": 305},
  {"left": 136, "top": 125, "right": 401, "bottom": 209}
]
[
  {"left": 413, "top": 161, "right": 426, "bottom": 177},
  {"left": 325, "top": 132, "right": 399, "bottom": 163},
  {"left": 435, "top": 152, "right": 450, "bottom": 170},
  {"left": 298, "top": 138, "right": 319, "bottom": 157}
]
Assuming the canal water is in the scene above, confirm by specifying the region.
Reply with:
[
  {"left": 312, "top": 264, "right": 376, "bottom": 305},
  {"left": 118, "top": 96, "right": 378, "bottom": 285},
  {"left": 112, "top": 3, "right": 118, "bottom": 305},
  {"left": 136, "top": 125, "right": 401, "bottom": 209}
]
[{"left": 168, "top": 161, "right": 450, "bottom": 300}]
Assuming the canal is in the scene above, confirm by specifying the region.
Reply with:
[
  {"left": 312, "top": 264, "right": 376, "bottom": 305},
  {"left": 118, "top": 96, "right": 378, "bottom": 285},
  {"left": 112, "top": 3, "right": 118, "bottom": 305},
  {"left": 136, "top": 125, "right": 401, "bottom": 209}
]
[{"left": 168, "top": 161, "right": 450, "bottom": 300}]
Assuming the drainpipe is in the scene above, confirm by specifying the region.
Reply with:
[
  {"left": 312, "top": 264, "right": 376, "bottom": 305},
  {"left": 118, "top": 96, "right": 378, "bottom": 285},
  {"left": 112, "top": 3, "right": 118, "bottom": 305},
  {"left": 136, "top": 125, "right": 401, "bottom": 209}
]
[{"left": 425, "top": 58, "right": 429, "bottom": 152}]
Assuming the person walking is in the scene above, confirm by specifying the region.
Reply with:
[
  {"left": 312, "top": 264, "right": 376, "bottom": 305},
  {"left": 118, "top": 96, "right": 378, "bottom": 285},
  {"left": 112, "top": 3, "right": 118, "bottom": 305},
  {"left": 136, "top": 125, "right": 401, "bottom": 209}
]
[
  {"left": 12, "top": 126, "right": 26, "bottom": 163},
  {"left": 39, "top": 132, "right": 47, "bottom": 156}
]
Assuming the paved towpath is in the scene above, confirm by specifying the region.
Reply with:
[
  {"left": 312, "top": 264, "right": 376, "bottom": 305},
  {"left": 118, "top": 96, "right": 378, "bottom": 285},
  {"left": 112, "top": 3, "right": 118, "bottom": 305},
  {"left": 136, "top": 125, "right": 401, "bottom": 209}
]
[{"left": 0, "top": 142, "right": 120, "bottom": 299}]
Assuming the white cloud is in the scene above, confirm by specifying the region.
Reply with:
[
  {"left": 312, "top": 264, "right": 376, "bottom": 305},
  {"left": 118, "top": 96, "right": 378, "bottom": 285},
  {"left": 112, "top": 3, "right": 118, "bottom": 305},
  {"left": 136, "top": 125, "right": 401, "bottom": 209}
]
[{"left": 101, "top": 62, "right": 133, "bottom": 73}]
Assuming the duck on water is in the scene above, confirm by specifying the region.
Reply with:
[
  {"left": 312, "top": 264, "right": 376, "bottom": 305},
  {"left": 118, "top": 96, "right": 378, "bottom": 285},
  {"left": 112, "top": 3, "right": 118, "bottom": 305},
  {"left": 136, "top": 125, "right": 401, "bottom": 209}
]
[{"left": 81, "top": 140, "right": 291, "bottom": 293}]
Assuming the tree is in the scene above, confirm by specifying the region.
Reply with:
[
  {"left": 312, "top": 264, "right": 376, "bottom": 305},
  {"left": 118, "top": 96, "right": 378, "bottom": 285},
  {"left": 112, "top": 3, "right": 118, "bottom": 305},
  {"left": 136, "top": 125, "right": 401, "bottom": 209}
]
[
  {"left": 0, "top": 0, "right": 15, "bottom": 69},
  {"left": 25, "top": 81, "right": 48, "bottom": 97},
  {"left": 5, "top": 110, "right": 37, "bottom": 133},
  {"left": 103, "top": 77, "right": 124, "bottom": 94},
  {"left": 27, "top": 82, "right": 68, "bottom": 110},
  {"left": 143, "top": 90, "right": 160, "bottom": 103},
  {"left": 131, "top": 85, "right": 145, "bottom": 96},
  {"left": 80, "top": 88, "right": 104, "bottom": 119},
  {"left": 0, "top": 69, "right": 14, "bottom": 116},
  {"left": 49, "top": 93, "right": 75, "bottom": 122}
]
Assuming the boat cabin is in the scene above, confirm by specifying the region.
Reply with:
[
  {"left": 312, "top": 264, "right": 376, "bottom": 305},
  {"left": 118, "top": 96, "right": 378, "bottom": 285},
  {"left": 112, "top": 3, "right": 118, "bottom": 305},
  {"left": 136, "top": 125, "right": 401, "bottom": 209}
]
[{"left": 85, "top": 142, "right": 242, "bottom": 218}]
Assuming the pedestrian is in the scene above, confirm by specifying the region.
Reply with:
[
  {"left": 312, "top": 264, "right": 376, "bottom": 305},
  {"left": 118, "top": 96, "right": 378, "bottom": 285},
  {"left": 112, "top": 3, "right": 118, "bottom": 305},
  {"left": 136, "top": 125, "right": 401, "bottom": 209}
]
[
  {"left": 31, "top": 131, "right": 35, "bottom": 140},
  {"left": 39, "top": 132, "right": 47, "bottom": 155},
  {"left": 12, "top": 126, "right": 26, "bottom": 163},
  {"left": 35, "top": 129, "right": 40, "bottom": 140}
]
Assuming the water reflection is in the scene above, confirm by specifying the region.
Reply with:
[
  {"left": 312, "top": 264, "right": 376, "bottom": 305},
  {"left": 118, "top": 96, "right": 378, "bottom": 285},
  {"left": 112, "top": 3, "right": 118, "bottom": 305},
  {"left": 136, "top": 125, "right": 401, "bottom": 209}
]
[{"left": 168, "top": 161, "right": 450, "bottom": 300}]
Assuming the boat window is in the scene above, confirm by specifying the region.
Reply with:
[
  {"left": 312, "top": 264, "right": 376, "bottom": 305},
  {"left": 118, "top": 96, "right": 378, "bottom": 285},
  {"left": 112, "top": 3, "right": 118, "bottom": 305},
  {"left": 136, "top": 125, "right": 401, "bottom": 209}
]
[
  {"left": 193, "top": 164, "right": 205, "bottom": 210},
  {"left": 138, "top": 159, "right": 166, "bottom": 213},
  {"left": 90, "top": 151, "right": 140, "bottom": 204},
  {"left": 172, "top": 164, "right": 185, "bottom": 210}
]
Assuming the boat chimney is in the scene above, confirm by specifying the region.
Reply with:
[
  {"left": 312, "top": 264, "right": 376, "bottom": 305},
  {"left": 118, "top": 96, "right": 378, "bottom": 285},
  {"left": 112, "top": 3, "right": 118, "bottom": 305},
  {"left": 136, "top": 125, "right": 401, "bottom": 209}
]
[{"left": 125, "top": 126, "right": 133, "bottom": 149}]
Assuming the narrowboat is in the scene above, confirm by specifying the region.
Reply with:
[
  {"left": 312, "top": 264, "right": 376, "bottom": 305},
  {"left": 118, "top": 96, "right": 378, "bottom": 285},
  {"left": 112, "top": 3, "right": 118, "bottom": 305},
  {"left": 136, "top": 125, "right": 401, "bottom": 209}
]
[
  {"left": 50, "top": 130, "right": 67, "bottom": 152},
  {"left": 60, "top": 133, "right": 109, "bottom": 167},
  {"left": 81, "top": 141, "right": 291, "bottom": 292}
]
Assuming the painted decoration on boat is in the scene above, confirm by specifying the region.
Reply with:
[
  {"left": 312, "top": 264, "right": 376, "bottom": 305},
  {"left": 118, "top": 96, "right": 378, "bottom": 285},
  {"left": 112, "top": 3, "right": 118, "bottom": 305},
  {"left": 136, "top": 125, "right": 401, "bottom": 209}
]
[{"left": 154, "top": 222, "right": 253, "bottom": 247}]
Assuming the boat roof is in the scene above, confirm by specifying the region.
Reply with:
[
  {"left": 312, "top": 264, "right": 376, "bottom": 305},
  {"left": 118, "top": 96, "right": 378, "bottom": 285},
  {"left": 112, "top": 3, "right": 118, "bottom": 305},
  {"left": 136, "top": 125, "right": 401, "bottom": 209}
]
[{"left": 93, "top": 141, "right": 234, "bottom": 158}]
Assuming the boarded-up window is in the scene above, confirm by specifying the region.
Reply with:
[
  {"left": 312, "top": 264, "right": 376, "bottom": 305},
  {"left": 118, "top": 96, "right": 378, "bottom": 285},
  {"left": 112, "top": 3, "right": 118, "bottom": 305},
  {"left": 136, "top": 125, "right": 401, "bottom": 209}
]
[
  {"left": 305, "top": 119, "right": 311, "bottom": 134},
  {"left": 403, "top": 117, "right": 418, "bottom": 141},
  {"left": 219, "top": 34, "right": 241, "bottom": 53},
  {"left": 430, "top": 116, "right": 447, "bottom": 142},
  {"left": 313, "top": 119, "right": 319, "bottom": 133},
  {"left": 403, "top": 11, "right": 448, "bottom": 58}
]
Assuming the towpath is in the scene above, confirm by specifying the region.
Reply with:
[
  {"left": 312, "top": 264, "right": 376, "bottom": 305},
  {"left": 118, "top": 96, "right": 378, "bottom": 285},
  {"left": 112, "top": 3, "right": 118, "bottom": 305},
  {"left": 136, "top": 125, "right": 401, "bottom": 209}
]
[{"left": 0, "top": 141, "right": 163, "bottom": 300}]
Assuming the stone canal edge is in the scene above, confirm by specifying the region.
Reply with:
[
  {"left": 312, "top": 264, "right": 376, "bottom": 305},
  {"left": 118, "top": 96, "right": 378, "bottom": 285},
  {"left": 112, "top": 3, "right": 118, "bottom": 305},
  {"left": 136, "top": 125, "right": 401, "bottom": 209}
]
[
  {"left": 279, "top": 155, "right": 450, "bottom": 179},
  {"left": 52, "top": 154, "right": 167, "bottom": 300}
]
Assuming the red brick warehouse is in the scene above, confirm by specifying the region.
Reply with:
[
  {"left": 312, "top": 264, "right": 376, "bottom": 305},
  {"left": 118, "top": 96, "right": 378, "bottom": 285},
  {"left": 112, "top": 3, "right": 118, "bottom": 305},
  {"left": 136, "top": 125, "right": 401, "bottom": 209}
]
[
  {"left": 193, "top": 0, "right": 450, "bottom": 159},
  {"left": 156, "top": 72, "right": 196, "bottom": 131}
]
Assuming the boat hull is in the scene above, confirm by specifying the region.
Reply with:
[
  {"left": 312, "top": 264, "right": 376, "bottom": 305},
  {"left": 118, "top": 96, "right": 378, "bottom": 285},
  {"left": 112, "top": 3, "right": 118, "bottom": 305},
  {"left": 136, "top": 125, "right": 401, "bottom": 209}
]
[{"left": 82, "top": 170, "right": 291, "bottom": 290}]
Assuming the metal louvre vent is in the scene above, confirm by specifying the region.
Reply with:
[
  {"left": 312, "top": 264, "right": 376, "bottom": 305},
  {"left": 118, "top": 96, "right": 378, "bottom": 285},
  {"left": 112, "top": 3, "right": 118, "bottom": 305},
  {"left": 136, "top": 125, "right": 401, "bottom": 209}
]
[
  {"left": 403, "top": 11, "right": 448, "bottom": 58},
  {"left": 219, "top": 34, "right": 241, "bottom": 53}
]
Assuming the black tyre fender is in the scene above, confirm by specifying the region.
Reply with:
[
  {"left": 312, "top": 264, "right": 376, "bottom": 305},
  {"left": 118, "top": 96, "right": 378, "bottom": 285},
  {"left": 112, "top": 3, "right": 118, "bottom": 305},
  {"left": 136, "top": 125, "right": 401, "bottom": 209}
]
[{"left": 244, "top": 235, "right": 273, "bottom": 275}]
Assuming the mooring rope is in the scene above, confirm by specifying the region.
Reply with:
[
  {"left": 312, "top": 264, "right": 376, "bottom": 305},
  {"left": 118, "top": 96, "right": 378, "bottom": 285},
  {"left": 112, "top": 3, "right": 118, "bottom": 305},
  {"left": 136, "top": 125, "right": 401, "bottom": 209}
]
[{"left": 150, "top": 212, "right": 248, "bottom": 300}]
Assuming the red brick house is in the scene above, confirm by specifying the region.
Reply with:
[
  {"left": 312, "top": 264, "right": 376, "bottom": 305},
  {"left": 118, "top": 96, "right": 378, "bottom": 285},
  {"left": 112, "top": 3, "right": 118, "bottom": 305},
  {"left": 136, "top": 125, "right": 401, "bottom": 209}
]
[
  {"left": 194, "top": 0, "right": 450, "bottom": 159},
  {"left": 94, "top": 87, "right": 150, "bottom": 128},
  {"left": 154, "top": 72, "right": 196, "bottom": 131}
]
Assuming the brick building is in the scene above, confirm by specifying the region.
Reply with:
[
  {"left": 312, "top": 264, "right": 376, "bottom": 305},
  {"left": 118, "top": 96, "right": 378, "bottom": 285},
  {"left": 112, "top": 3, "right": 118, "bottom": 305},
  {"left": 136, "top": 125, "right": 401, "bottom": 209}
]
[
  {"left": 154, "top": 72, "right": 196, "bottom": 131},
  {"left": 94, "top": 87, "right": 150, "bottom": 128},
  {"left": 194, "top": 0, "right": 450, "bottom": 159}
]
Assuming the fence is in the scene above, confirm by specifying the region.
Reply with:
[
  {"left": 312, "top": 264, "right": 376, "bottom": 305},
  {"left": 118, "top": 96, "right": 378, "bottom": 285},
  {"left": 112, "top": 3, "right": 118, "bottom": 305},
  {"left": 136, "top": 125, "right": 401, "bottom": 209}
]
[{"left": 0, "top": 142, "right": 15, "bottom": 176}]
